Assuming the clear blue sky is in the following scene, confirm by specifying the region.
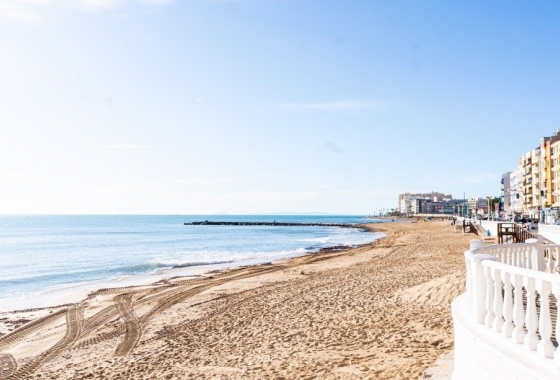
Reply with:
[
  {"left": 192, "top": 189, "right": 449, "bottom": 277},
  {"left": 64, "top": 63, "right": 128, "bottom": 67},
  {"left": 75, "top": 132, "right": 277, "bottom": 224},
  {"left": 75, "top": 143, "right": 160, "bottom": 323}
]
[{"left": 1, "top": 1, "right": 559, "bottom": 214}]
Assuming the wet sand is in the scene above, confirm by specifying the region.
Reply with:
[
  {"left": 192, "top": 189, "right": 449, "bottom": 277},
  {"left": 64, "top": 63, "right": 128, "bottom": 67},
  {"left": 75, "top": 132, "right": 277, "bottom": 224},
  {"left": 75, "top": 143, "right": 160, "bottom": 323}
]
[{"left": 0, "top": 221, "right": 473, "bottom": 379}]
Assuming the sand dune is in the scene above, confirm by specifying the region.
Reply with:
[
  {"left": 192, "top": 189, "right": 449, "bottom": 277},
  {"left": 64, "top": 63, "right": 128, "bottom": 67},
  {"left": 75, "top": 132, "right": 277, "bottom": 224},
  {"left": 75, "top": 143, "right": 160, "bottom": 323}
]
[{"left": 0, "top": 221, "right": 475, "bottom": 379}]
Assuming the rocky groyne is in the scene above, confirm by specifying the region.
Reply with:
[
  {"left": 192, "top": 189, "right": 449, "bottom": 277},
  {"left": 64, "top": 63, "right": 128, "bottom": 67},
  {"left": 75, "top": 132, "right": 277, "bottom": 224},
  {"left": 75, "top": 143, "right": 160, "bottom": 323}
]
[{"left": 184, "top": 221, "right": 355, "bottom": 227}]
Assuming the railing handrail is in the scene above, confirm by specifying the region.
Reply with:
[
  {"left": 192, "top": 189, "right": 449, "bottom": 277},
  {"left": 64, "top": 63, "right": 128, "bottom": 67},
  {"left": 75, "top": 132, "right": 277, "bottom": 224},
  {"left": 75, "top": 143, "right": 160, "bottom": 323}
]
[
  {"left": 481, "top": 259, "right": 560, "bottom": 284},
  {"left": 478, "top": 242, "right": 560, "bottom": 251}
]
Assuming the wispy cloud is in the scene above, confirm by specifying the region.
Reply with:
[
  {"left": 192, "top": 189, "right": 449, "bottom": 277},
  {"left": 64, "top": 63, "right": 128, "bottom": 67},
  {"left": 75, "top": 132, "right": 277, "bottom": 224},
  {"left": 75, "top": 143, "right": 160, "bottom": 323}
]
[
  {"left": 79, "top": 0, "right": 125, "bottom": 11},
  {"left": 324, "top": 141, "right": 345, "bottom": 155},
  {"left": 107, "top": 144, "right": 151, "bottom": 149},
  {"left": 0, "top": 0, "right": 176, "bottom": 22},
  {"left": 174, "top": 177, "right": 239, "bottom": 185},
  {"left": 99, "top": 185, "right": 142, "bottom": 194},
  {"left": 140, "top": 0, "right": 175, "bottom": 4},
  {"left": 283, "top": 99, "right": 391, "bottom": 111},
  {"left": 0, "top": 172, "right": 33, "bottom": 183},
  {"left": 0, "top": 1, "right": 43, "bottom": 23}
]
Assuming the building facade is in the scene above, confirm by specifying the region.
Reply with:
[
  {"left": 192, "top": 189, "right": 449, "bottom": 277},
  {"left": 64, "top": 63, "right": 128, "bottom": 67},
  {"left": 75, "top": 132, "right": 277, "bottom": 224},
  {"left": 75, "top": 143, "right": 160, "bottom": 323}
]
[
  {"left": 504, "top": 130, "right": 560, "bottom": 222},
  {"left": 505, "top": 165, "right": 523, "bottom": 215},
  {"left": 397, "top": 192, "right": 463, "bottom": 215}
]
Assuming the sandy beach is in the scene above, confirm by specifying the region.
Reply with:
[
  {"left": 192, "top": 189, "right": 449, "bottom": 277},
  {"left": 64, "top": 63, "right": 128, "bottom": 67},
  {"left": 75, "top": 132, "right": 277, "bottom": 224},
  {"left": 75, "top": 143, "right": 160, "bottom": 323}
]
[{"left": 0, "top": 221, "right": 474, "bottom": 379}]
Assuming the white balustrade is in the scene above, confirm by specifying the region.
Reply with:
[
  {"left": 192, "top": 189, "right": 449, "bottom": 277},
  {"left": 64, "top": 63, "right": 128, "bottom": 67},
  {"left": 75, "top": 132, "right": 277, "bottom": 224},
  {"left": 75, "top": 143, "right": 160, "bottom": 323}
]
[{"left": 464, "top": 239, "right": 560, "bottom": 366}]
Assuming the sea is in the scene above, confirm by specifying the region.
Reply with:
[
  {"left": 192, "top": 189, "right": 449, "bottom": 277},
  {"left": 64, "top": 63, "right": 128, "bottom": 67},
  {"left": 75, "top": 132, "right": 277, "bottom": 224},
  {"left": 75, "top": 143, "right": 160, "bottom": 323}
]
[{"left": 0, "top": 215, "right": 385, "bottom": 312}]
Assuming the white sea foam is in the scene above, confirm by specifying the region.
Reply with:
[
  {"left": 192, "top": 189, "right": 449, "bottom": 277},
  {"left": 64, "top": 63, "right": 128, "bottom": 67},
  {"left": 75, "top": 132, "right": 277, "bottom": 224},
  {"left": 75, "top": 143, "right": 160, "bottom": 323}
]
[{"left": 299, "top": 236, "right": 332, "bottom": 244}]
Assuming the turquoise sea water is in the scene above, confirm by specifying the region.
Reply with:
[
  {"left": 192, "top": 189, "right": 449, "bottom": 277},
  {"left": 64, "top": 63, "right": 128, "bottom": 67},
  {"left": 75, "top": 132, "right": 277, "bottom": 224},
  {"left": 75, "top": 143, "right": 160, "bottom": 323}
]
[{"left": 0, "top": 215, "right": 384, "bottom": 311}]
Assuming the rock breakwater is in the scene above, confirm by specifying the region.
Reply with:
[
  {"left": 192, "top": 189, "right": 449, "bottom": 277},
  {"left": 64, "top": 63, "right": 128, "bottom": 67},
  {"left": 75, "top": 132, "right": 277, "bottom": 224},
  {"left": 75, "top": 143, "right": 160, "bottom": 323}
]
[{"left": 184, "top": 221, "right": 355, "bottom": 227}]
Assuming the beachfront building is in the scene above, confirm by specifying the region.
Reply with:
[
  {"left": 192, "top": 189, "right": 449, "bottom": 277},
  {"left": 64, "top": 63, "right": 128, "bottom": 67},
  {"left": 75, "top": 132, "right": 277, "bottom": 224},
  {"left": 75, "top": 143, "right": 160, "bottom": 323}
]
[
  {"left": 503, "top": 130, "right": 560, "bottom": 222},
  {"left": 520, "top": 147, "right": 541, "bottom": 219},
  {"left": 397, "top": 192, "right": 454, "bottom": 215},
  {"left": 504, "top": 166, "right": 523, "bottom": 216},
  {"left": 538, "top": 134, "right": 560, "bottom": 223},
  {"left": 399, "top": 197, "right": 413, "bottom": 215},
  {"left": 552, "top": 138, "right": 560, "bottom": 208},
  {"left": 467, "top": 198, "right": 488, "bottom": 217}
]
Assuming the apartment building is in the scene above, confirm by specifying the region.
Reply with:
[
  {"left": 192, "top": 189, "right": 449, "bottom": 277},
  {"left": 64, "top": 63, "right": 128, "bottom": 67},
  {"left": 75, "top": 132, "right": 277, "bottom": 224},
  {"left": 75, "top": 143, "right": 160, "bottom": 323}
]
[
  {"left": 503, "top": 166, "right": 523, "bottom": 215},
  {"left": 467, "top": 198, "right": 489, "bottom": 216},
  {"left": 520, "top": 147, "right": 541, "bottom": 218},
  {"left": 552, "top": 139, "right": 560, "bottom": 207},
  {"left": 506, "top": 130, "right": 560, "bottom": 222},
  {"left": 397, "top": 192, "right": 462, "bottom": 215}
]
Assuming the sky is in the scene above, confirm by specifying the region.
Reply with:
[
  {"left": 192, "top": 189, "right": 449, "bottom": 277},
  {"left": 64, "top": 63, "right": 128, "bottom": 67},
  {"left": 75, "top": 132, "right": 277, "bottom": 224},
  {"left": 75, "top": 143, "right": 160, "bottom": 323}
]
[{"left": 1, "top": 1, "right": 560, "bottom": 214}]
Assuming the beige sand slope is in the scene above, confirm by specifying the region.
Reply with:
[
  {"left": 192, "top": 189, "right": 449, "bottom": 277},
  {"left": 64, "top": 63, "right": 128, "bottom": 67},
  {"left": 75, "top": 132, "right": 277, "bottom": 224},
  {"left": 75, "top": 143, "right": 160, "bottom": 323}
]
[{"left": 0, "top": 221, "right": 474, "bottom": 379}]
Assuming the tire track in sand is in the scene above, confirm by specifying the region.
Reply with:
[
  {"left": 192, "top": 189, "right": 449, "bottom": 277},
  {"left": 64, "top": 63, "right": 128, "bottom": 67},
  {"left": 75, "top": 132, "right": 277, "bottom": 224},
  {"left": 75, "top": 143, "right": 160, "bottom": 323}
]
[
  {"left": 0, "top": 309, "right": 67, "bottom": 350},
  {"left": 0, "top": 353, "right": 17, "bottom": 378},
  {"left": 7, "top": 305, "right": 83, "bottom": 379},
  {"left": 114, "top": 294, "right": 141, "bottom": 357}
]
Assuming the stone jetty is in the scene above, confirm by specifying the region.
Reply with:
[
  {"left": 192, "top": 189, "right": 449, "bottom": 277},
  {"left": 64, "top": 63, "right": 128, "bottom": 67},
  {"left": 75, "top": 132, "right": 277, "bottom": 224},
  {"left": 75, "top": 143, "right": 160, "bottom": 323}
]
[{"left": 184, "top": 220, "right": 355, "bottom": 227}]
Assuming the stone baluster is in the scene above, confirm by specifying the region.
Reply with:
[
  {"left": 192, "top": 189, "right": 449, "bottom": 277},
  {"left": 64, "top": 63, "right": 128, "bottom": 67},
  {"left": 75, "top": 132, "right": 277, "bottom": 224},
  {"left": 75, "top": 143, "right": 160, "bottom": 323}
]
[
  {"left": 551, "top": 247, "right": 557, "bottom": 272},
  {"left": 512, "top": 273, "right": 526, "bottom": 344},
  {"left": 524, "top": 277, "right": 539, "bottom": 350},
  {"left": 485, "top": 266, "right": 495, "bottom": 327},
  {"left": 501, "top": 271, "right": 514, "bottom": 338},
  {"left": 519, "top": 247, "right": 524, "bottom": 267},
  {"left": 538, "top": 243, "right": 545, "bottom": 272},
  {"left": 547, "top": 249, "right": 554, "bottom": 273},
  {"left": 535, "top": 279, "right": 554, "bottom": 358},
  {"left": 552, "top": 283, "right": 560, "bottom": 365},
  {"left": 525, "top": 248, "right": 532, "bottom": 270},
  {"left": 526, "top": 239, "right": 543, "bottom": 272},
  {"left": 492, "top": 267, "right": 504, "bottom": 332}
]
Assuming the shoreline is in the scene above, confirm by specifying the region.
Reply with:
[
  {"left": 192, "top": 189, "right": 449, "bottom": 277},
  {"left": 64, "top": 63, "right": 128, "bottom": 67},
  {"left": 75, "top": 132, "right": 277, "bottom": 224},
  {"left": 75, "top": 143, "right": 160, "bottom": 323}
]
[
  {"left": 1, "top": 221, "right": 471, "bottom": 379},
  {"left": 0, "top": 223, "right": 386, "bottom": 315}
]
